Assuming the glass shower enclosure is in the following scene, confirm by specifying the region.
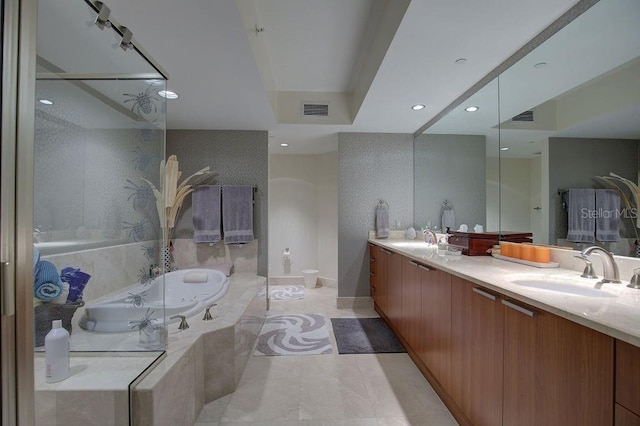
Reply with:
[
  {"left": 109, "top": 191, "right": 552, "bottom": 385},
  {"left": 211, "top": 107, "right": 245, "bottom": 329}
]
[{"left": 33, "top": 0, "right": 168, "bottom": 423}]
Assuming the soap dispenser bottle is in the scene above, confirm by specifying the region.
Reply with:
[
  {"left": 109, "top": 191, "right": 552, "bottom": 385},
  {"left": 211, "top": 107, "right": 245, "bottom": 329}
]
[{"left": 45, "top": 319, "right": 70, "bottom": 383}]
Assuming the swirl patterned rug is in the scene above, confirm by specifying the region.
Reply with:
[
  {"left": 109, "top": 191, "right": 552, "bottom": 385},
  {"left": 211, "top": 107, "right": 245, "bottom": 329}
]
[
  {"left": 256, "top": 285, "right": 305, "bottom": 300},
  {"left": 253, "top": 313, "right": 333, "bottom": 356}
]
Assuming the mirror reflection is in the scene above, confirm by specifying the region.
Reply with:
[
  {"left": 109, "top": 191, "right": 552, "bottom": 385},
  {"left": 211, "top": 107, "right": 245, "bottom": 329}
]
[{"left": 416, "top": 0, "right": 640, "bottom": 257}]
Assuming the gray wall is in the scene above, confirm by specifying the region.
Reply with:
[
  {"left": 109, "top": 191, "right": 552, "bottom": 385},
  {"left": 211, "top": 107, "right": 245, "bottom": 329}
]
[
  {"left": 167, "top": 130, "right": 269, "bottom": 276},
  {"left": 549, "top": 137, "right": 640, "bottom": 243},
  {"left": 414, "top": 134, "right": 486, "bottom": 231},
  {"left": 338, "top": 133, "right": 414, "bottom": 298}
]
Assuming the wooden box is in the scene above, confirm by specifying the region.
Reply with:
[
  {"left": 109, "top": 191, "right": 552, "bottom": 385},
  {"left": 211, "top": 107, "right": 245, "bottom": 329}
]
[{"left": 447, "top": 231, "right": 532, "bottom": 256}]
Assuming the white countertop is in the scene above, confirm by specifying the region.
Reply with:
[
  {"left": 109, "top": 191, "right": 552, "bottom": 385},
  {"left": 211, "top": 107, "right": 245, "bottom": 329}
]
[{"left": 369, "top": 238, "right": 640, "bottom": 347}]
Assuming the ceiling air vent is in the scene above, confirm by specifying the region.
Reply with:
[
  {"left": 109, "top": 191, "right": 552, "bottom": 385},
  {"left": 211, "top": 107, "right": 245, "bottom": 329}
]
[
  {"left": 303, "top": 103, "right": 329, "bottom": 117},
  {"left": 511, "top": 110, "right": 534, "bottom": 122}
]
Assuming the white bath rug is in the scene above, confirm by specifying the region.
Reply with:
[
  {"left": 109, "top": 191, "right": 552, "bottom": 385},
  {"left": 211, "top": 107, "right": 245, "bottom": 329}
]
[
  {"left": 254, "top": 313, "right": 333, "bottom": 356},
  {"left": 270, "top": 285, "right": 305, "bottom": 300},
  {"left": 256, "top": 285, "right": 305, "bottom": 300}
]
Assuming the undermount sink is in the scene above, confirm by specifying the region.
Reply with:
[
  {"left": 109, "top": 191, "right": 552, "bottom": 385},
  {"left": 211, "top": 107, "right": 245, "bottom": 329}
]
[
  {"left": 510, "top": 279, "right": 617, "bottom": 298},
  {"left": 390, "top": 241, "right": 434, "bottom": 248}
]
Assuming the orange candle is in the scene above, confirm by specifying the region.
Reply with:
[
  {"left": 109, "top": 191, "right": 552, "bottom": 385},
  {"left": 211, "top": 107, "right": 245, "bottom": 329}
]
[
  {"left": 521, "top": 244, "right": 535, "bottom": 262},
  {"left": 500, "top": 242, "right": 512, "bottom": 257},
  {"left": 510, "top": 243, "right": 522, "bottom": 259},
  {"left": 534, "top": 246, "right": 551, "bottom": 264}
]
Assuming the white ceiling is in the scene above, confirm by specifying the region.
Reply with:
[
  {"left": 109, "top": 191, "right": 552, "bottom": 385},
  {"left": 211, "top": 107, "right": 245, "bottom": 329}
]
[{"left": 91, "top": 0, "right": 581, "bottom": 153}]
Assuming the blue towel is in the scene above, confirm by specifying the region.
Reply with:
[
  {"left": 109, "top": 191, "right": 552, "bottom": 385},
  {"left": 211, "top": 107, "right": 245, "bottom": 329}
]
[
  {"left": 375, "top": 204, "right": 389, "bottom": 238},
  {"left": 567, "top": 189, "right": 595, "bottom": 243},
  {"left": 34, "top": 260, "right": 62, "bottom": 301},
  {"left": 596, "top": 189, "right": 620, "bottom": 242},
  {"left": 192, "top": 185, "right": 221, "bottom": 244},
  {"left": 222, "top": 185, "right": 254, "bottom": 245}
]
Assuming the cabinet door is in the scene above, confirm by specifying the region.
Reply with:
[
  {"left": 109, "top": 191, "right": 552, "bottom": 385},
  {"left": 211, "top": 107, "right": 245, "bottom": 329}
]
[
  {"left": 386, "top": 251, "right": 403, "bottom": 331},
  {"left": 616, "top": 404, "right": 640, "bottom": 426},
  {"left": 617, "top": 340, "right": 640, "bottom": 417},
  {"left": 419, "top": 267, "right": 452, "bottom": 393},
  {"left": 503, "top": 298, "right": 614, "bottom": 426},
  {"left": 369, "top": 245, "right": 388, "bottom": 315},
  {"left": 451, "top": 277, "right": 503, "bottom": 426},
  {"left": 401, "top": 258, "right": 422, "bottom": 348}
]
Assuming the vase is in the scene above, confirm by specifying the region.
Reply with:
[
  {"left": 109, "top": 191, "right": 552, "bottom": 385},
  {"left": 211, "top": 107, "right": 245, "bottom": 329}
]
[{"left": 160, "top": 245, "right": 172, "bottom": 273}]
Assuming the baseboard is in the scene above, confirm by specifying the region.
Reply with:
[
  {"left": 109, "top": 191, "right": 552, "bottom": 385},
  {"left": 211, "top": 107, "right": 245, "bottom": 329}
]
[{"left": 336, "top": 296, "right": 373, "bottom": 309}]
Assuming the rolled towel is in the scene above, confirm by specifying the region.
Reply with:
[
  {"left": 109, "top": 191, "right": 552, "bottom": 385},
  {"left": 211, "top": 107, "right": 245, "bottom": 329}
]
[
  {"left": 183, "top": 271, "right": 209, "bottom": 283},
  {"left": 51, "top": 282, "right": 70, "bottom": 304},
  {"left": 34, "top": 260, "right": 62, "bottom": 301}
]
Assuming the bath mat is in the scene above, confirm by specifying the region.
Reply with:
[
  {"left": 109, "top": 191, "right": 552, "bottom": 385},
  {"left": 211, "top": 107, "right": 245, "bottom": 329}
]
[
  {"left": 254, "top": 313, "right": 332, "bottom": 356},
  {"left": 330, "top": 318, "right": 406, "bottom": 354},
  {"left": 270, "top": 285, "right": 305, "bottom": 300}
]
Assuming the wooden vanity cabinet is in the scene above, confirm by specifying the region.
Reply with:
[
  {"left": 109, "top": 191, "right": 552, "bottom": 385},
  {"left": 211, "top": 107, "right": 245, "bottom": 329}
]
[
  {"left": 502, "top": 297, "right": 614, "bottom": 426},
  {"left": 616, "top": 340, "right": 640, "bottom": 425},
  {"left": 450, "top": 276, "right": 504, "bottom": 426},
  {"left": 369, "top": 244, "right": 388, "bottom": 315},
  {"left": 385, "top": 249, "right": 403, "bottom": 329},
  {"left": 401, "top": 258, "right": 423, "bottom": 349},
  {"left": 418, "top": 265, "right": 452, "bottom": 393}
]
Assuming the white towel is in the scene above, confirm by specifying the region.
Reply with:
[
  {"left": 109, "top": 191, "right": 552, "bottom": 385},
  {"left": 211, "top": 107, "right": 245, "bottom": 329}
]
[
  {"left": 595, "top": 189, "right": 620, "bottom": 242},
  {"left": 441, "top": 209, "right": 455, "bottom": 231},
  {"left": 222, "top": 185, "right": 254, "bottom": 245},
  {"left": 375, "top": 204, "right": 389, "bottom": 238},
  {"left": 183, "top": 271, "right": 208, "bottom": 283},
  {"left": 567, "top": 189, "right": 595, "bottom": 243}
]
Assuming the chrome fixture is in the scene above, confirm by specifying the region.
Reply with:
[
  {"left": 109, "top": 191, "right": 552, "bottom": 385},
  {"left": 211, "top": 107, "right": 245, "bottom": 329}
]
[
  {"left": 628, "top": 268, "right": 640, "bottom": 289},
  {"left": 94, "top": 1, "right": 112, "bottom": 30},
  {"left": 170, "top": 315, "right": 189, "bottom": 330},
  {"left": 202, "top": 304, "right": 217, "bottom": 321},
  {"left": 574, "top": 255, "right": 597, "bottom": 279},
  {"left": 580, "top": 246, "right": 621, "bottom": 284},
  {"left": 118, "top": 26, "right": 133, "bottom": 51},
  {"left": 423, "top": 229, "right": 437, "bottom": 245}
]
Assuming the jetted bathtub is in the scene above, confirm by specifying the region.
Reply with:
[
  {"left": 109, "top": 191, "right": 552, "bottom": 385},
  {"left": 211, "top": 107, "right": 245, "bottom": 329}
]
[{"left": 79, "top": 269, "right": 230, "bottom": 332}]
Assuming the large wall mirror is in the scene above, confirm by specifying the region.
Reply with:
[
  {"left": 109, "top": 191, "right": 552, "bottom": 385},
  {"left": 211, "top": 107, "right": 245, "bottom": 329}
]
[{"left": 415, "top": 0, "right": 640, "bottom": 257}]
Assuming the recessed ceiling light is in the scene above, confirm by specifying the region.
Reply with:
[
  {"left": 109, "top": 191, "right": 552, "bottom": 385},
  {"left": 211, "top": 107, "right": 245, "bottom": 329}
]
[
  {"left": 158, "top": 90, "right": 179, "bottom": 99},
  {"left": 455, "top": 58, "right": 467, "bottom": 65},
  {"left": 411, "top": 104, "right": 425, "bottom": 111},
  {"left": 534, "top": 62, "right": 547, "bottom": 69},
  {"left": 38, "top": 99, "right": 54, "bottom": 105},
  {"left": 465, "top": 106, "right": 479, "bottom": 112},
  {"left": 500, "top": 147, "right": 509, "bottom": 151},
  {"left": 280, "top": 143, "right": 289, "bottom": 147}
]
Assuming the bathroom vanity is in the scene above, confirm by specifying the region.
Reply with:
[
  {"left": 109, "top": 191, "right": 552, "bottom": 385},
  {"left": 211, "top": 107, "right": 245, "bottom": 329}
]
[{"left": 369, "top": 238, "right": 640, "bottom": 426}]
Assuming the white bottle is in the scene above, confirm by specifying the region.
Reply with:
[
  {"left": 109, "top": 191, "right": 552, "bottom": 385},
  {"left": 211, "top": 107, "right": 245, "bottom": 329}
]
[{"left": 45, "top": 320, "right": 70, "bottom": 383}]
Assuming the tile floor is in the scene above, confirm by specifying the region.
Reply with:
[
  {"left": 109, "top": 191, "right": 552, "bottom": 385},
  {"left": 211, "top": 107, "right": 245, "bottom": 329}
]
[{"left": 195, "top": 284, "right": 458, "bottom": 426}]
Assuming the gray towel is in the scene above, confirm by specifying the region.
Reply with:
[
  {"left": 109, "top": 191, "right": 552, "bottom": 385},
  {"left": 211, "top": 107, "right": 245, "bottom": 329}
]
[
  {"left": 595, "top": 189, "right": 620, "bottom": 242},
  {"left": 375, "top": 204, "right": 389, "bottom": 238},
  {"left": 567, "top": 189, "right": 595, "bottom": 243},
  {"left": 192, "top": 185, "right": 221, "bottom": 244},
  {"left": 222, "top": 185, "right": 254, "bottom": 245}
]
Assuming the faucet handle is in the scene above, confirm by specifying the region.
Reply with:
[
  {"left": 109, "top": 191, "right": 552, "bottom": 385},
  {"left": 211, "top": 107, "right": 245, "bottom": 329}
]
[
  {"left": 169, "top": 315, "right": 189, "bottom": 330},
  {"left": 202, "top": 303, "right": 217, "bottom": 321},
  {"left": 574, "top": 255, "right": 598, "bottom": 279},
  {"left": 628, "top": 268, "right": 640, "bottom": 289}
]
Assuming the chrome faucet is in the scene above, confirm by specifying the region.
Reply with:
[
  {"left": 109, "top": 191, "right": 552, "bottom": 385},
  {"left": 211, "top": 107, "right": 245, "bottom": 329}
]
[
  {"left": 423, "top": 229, "right": 437, "bottom": 245},
  {"left": 580, "top": 246, "right": 622, "bottom": 284}
]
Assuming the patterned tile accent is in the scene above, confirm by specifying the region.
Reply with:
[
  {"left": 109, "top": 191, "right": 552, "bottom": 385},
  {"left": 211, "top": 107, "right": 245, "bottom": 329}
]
[{"left": 254, "top": 313, "right": 332, "bottom": 356}]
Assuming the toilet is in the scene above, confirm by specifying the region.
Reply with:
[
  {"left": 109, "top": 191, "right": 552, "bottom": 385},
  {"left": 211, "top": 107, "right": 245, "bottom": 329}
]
[{"left": 302, "top": 269, "right": 319, "bottom": 289}]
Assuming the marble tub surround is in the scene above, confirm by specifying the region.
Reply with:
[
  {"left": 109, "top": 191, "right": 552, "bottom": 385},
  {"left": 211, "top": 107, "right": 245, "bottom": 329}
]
[
  {"left": 131, "top": 273, "right": 266, "bottom": 426},
  {"left": 370, "top": 238, "right": 640, "bottom": 347},
  {"left": 269, "top": 275, "right": 337, "bottom": 288},
  {"left": 43, "top": 240, "right": 157, "bottom": 302},
  {"left": 171, "top": 238, "right": 259, "bottom": 274},
  {"left": 34, "top": 352, "right": 163, "bottom": 426}
]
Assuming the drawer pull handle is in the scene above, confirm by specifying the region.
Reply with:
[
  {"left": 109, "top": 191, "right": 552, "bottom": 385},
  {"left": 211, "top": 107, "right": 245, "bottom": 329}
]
[
  {"left": 502, "top": 300, "right": 535, "bottom": 317},
  {"left": 370, "top": 286, "right": 376, "bottom": 292},
  {"left": 370, "top": 271, "right": 375, "bottom": 276},
  {"left": 472, "top": 287, "right": 496, "bottom": 301},
  {"left": 408, "top": 261, "right": 418, "bottom": 267},
  {"left": 418, "top": 265, "right": 430, "bottom": 271},
  {"left": 370, "top": 257, "right": 375, "bottom": 262}
]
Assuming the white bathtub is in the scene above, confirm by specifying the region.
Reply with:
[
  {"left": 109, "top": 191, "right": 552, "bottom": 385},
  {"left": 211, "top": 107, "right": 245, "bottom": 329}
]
[{"left": 79, "top": 269, "right": 230, "bottom": 332}]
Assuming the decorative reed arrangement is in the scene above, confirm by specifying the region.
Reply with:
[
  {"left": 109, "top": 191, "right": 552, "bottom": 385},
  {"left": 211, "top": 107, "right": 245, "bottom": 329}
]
[{"left": 142, "top": 155, "right": 216, "bottom": 246}]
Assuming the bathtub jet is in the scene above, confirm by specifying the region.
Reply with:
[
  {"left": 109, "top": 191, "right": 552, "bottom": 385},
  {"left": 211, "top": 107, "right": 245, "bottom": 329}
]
[{"left": 79, "top": 269, "right": 230, "bottom": 333}]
